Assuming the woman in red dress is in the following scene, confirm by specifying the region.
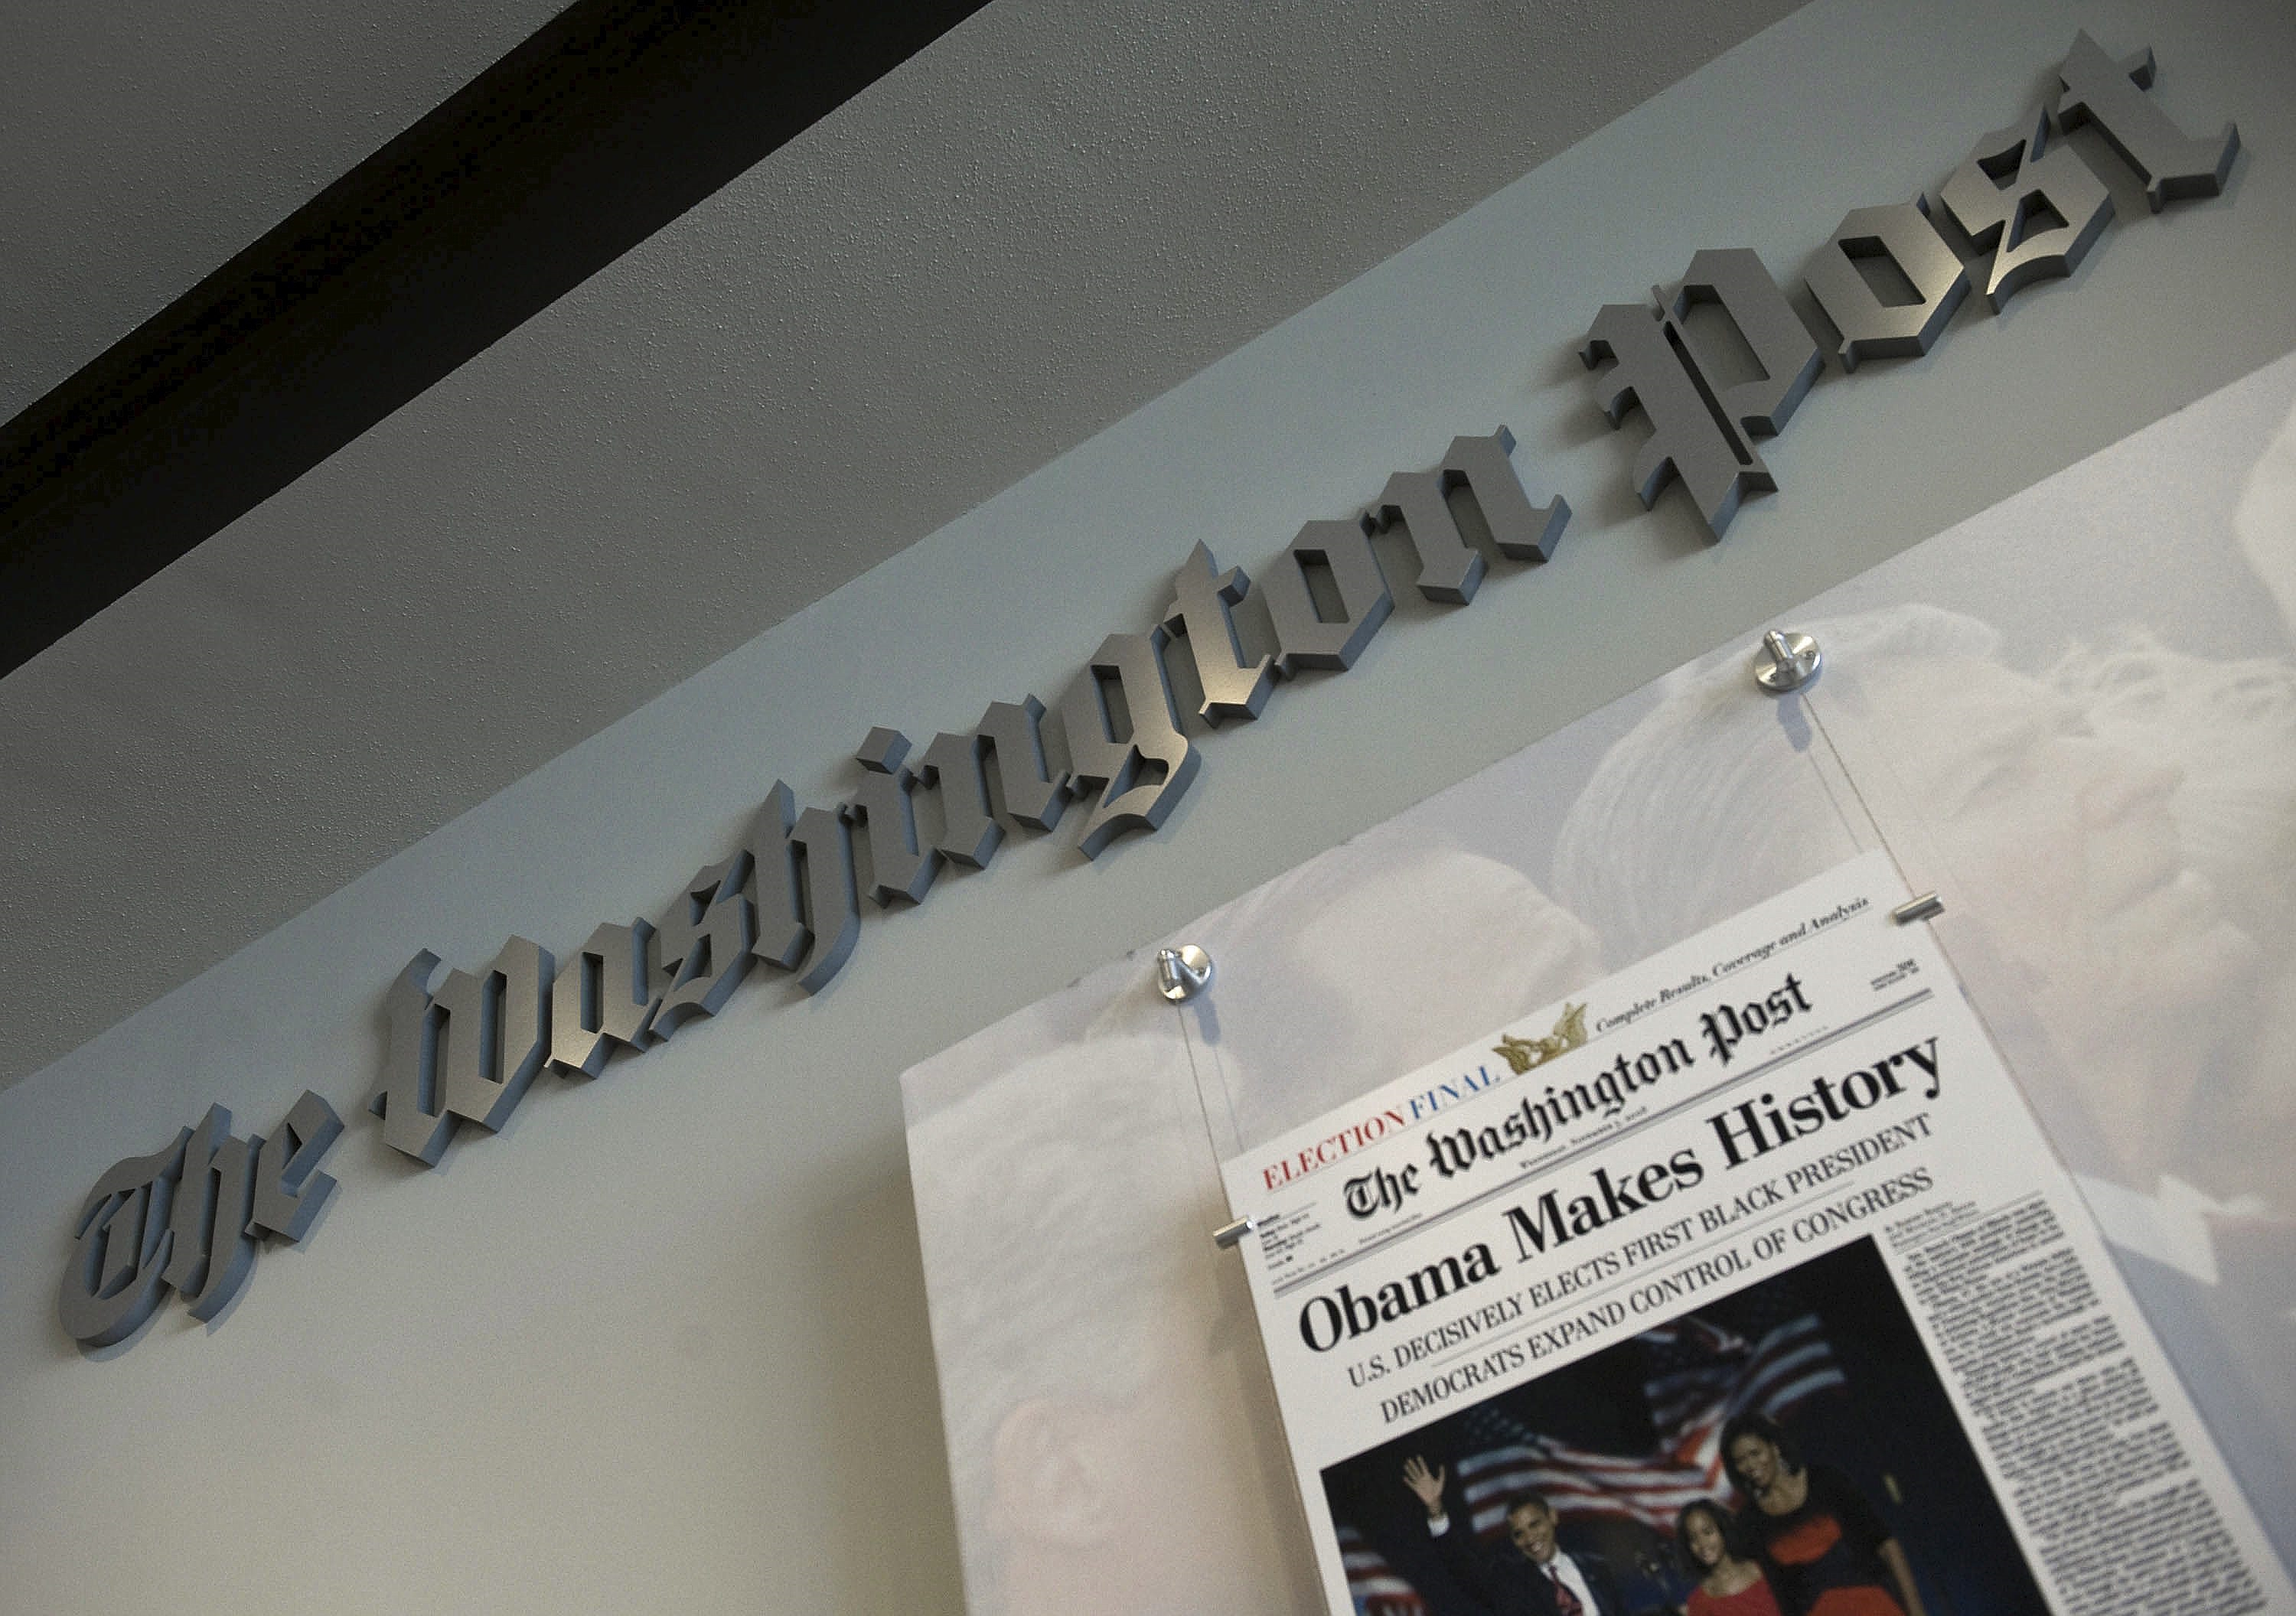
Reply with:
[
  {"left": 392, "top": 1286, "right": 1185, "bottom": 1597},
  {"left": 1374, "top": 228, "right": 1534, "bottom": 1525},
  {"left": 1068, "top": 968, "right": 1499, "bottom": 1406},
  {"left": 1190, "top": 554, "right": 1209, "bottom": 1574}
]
[
  {"left": 1721, "top": 1415, "right": 1927, "bottom": 1616},
  {"left": 1676, "top": 1498, "right": 1784, "bottom": 1616}
]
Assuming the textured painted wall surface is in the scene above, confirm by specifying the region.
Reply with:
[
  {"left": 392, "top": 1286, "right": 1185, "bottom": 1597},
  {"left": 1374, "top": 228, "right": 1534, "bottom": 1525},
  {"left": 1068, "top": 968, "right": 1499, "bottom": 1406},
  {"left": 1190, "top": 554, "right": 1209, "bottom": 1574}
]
[
  {"left": 0, "top": 0, "right": 1801, "bottom": 1090},
  {"left": 0, "top": 0, "right": 571, "bottom": 422},
  {"left": 1, "top": 0, "right": 2291, "bottom": 1611}
]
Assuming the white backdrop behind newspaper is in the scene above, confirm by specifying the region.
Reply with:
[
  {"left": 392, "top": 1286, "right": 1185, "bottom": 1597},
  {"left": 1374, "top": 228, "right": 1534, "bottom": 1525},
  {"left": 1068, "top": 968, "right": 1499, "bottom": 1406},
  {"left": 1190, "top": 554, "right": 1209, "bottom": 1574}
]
[{"left": 902, "top": 350, "right": 2296, "bottom": 1615}]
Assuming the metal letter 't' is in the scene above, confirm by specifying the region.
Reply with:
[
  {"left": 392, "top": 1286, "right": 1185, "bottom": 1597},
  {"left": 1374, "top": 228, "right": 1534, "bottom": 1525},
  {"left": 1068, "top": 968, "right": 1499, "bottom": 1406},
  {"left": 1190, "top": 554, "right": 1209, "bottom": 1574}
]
[
  {"left": 1163, "top": 543, "right": 1274, "bottom": 723},
  {"left": 2052, "top": 32, "right": 2238, "bottom": 212}
]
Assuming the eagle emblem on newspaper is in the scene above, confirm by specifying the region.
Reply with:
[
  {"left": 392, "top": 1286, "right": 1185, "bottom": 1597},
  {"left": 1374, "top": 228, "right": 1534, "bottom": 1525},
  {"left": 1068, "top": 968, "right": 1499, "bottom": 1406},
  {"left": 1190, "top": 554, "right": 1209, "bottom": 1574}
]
[{"left": 1492, "top": 1003, "right": 1588, "bottom": 1074}]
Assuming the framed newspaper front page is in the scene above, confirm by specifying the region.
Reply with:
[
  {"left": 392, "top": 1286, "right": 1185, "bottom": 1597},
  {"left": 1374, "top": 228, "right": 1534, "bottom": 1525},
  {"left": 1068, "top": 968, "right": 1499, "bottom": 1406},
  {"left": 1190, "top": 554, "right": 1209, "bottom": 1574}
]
[
  {"left": 905, "top": 352, "right": 2296, "bottom": 1614},
  {"left": 1221, "top": 854, "right": 2290, "bottom": 1616}
]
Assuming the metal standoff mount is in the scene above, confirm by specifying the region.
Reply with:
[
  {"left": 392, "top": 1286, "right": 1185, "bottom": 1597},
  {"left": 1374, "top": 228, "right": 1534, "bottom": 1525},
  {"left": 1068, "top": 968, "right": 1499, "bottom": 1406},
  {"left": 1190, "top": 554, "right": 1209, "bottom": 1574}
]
[
  {"left": 1156, "top": 943, "right": 1215, "bottom": 1002},
  {"left": 1892, "top": 891, "right": 1945, "bottom": 924},
  {"left": 1752, "top": 629, "right": 1821, "bottom": 694},
  {"left": 1213, "top": 1213, "right": 1263, "bottom": 1249}
]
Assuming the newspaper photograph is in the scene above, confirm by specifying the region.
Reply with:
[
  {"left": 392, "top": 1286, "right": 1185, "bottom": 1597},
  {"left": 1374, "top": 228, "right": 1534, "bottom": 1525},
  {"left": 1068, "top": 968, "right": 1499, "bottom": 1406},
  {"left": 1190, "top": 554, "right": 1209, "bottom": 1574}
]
[{"left": 1221, "top": 852, "right": 2293, "bottom": 1616}]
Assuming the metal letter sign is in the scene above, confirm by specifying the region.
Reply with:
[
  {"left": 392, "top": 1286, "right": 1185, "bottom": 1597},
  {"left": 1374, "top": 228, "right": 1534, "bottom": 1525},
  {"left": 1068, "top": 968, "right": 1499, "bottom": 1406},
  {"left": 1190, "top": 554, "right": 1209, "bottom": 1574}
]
[
  {"left": 1583, "top": 248, "right": 1815, "bottom": 541},
  {"left": 653, "top": 852, "right": 758, "bottom": 1031},
  {"left": 2052, "top": 32, "right": 2238, "bottom": 212},
  {"left": 1062, "top": 624, "right": 1203, "bottom": 858},
  {"left": 548, "top": 923, "right": 657, "bottom": 1077},
  {"left": 1583, "top": 33, "right": 2234, "bottom": 537},
  {"left": 368, "top": 422, "right": 1567, "bottom": 1170},
  {"left": 370, "top": 940, "right": 553, "bottom": 1165},
  {"left": 1805, "top": 200, "right": 1971, "bottom": 370},
  {"left": 752, "top": 784, "right": 861, "bottom": 995},
  {"left": 60, "top": 34, "right": 2244, "bottom": 1351},
  {"left": 1263, "top": 516, "right": 1394, "bottom": 674},
  {"left": 61, "top": 1093, "right": 343, "bottom": 1347},
  {"left": 849, "top": 732, "right": 941, "bottom": 906},
  {"left": 1165, "top": 543, "right": 1276, "bottom": 722},
  {"left": 1939, "top": 107, "right": 2115, "bottom": 314},
  {"left": 918, "top": 697, "right": 1068, "bottom": 868}
]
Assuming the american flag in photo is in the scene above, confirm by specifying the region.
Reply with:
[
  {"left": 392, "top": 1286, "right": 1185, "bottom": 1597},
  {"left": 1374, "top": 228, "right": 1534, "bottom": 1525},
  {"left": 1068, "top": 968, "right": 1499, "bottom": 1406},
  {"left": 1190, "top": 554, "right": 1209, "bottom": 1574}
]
[
  {"left": 1453, "top": 1311, "right": 1845, "bottom": 1534},
  {"left": 1339, "top": 1523, "right": 1427, "bottom": 1616}
]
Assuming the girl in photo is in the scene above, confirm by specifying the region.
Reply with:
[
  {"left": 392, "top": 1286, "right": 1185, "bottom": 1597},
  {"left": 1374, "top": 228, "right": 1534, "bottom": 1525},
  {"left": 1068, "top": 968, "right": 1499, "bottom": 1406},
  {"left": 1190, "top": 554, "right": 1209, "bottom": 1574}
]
[{"left": 1677, "top": 1498, "right": 1782, "bottom": 1616}]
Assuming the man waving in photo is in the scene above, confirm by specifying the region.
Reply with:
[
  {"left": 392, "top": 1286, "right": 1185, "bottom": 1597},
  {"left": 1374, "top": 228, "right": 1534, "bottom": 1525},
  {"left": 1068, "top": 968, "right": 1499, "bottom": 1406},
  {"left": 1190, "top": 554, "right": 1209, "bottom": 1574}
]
[{"left": 1403, "top": 1455, "right": 1625, "bottom": 1616}]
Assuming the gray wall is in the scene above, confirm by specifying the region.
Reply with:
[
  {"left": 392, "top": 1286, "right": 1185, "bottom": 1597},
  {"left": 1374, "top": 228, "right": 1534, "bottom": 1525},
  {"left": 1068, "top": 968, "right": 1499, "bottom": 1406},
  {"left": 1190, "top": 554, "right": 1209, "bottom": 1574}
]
[
  {"left": 0, "top": 0, "right": 568, "bottom": 423},
  {"left": 2, "top": 0, "right": 2290, "bottom": 1608},
  {"left": 0, "top": 0, "right": 1807, "bottom": 1090}
]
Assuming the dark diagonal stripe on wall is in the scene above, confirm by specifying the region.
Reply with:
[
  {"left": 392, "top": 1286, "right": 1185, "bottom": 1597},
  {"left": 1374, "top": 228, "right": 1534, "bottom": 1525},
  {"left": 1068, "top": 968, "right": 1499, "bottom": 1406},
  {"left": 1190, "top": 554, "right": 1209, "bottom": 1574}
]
[{"left": 0, "top": 0, "right": 992, "bottom": 677}]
